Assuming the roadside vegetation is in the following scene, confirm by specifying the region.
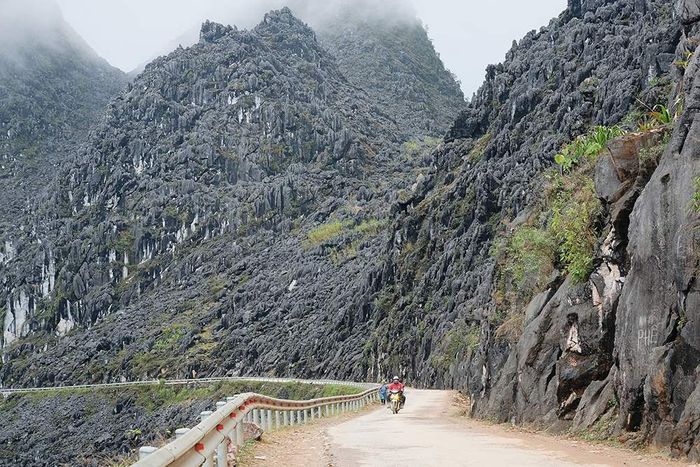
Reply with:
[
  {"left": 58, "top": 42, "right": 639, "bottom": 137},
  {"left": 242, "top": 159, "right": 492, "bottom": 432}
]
[{"left": 491, "top": 100, "right": 676, "bottom": 340}]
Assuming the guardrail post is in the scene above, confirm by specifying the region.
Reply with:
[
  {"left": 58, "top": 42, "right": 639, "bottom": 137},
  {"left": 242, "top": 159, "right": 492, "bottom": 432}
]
[
  {"left": 275, "top": 410, "right": 281, "bottom": 429},
  {"left": 138, "top": 446, "right": 157, "bottom": 460},
  {"left": 310, "top": 407, "right": 316, "bottom": 421},
  {"left": 203, "top": 450, "right": 215, "bottom": 467},
  {"left": 215, "top": 401, "right": 228, "bottom": 466},
  {"left": 266, "top": 409, "right": 273, "bottom": 431},
  {"left": 284, "top": 410, "right": 290, "bottom": 426},
  {"left": 260, "top": 409, "right": 267, "bottom": 431},
  {"left": 236, "top": 419, "right": 244, "bottom": 447},
  {"left": 201, "top": 410, "right": 213, "bottom": 422},
  {"left": 216, "top": 440, "right": 227, "bottom": 467}
]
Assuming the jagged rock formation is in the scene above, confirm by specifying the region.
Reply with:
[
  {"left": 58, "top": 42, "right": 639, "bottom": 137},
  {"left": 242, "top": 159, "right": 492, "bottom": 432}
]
[
  {"left": 319, "top": 15, "right": 464, "bottom": 138},
  {"left": 0, "top": 0, "right": 126, "bottom": 234},
  {"left": 365, "top": 0, "right": 678, "bottom": 383},
  {"left": 0, "top": 8, "right": 462, "bottom": 386},
  {"left": 362, "top": 0, "right": 700, "bottom": 460}
]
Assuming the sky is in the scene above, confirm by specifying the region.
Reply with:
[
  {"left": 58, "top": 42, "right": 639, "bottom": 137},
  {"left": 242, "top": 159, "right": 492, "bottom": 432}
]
[{"left": 54, "top": 0, "right": 567, "bottom": 96}]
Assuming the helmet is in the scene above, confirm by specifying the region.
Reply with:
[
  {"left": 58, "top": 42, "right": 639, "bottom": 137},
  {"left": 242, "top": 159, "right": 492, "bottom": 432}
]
[{"left": 392, "top": 376, "right": 399, "bottom": 381}]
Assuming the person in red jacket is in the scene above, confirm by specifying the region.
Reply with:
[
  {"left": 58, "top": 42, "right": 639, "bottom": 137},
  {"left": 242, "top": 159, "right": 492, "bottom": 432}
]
[{"left": 386, "top": 376, "right": 406, "bottom": 408}]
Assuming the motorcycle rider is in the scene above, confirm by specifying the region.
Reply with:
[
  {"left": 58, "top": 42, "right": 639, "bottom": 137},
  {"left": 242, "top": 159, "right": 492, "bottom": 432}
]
[{"left": 387, "top": 376, "right": 406, "bottom": 408}]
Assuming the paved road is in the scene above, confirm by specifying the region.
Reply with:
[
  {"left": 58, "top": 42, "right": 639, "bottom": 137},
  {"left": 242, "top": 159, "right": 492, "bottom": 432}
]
[{"left": 325, "top": 390, "right": 674, "bottom": 467}]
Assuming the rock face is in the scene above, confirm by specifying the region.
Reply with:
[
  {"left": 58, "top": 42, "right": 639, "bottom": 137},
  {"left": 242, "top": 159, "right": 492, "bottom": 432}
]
[
  {"left": 363, "top": 0, "right": 700, "bottom": 459},
  {"left": 0, "top": 8, "right": 462, "bottom": 386},
  {"left": 364, "top": 0, "right": 678, "bottom": 385}
]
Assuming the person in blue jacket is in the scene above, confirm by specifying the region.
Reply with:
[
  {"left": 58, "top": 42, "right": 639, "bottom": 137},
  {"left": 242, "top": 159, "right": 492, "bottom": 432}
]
[{"left": 379, "top": 383, "right": 388, "bottom": 404}]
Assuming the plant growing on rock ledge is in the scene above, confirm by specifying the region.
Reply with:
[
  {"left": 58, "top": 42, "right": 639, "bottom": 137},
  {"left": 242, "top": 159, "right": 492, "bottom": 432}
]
[
  {"left": 554, "top": 126, "right": 625, "bottom": 172},
  {"left": 549, "top": 174, "right": 601, "bottom": 281}
]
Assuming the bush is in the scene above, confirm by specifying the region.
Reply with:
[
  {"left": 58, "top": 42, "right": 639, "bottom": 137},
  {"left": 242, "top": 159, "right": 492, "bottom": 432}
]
[
  {"left": 401, "top": 136, "right": 441, "bottom": 157},
  {"left": 554, "top": 126, "right": 625, "bottom": 171},
  {"left": 431, "top": 324, "right": 476, "bottom": 371},
  {"left": 692, "top": 177, "right": 700, "bottom": 213},
  {"left": 549, "top": 175, "right": 601, "bottom": 281},
  {"left": 353, "top": 218, "right": 386, "bottom": 236},
  {"left": 502, "top": 226, "right": 556, "bottom": 292}
]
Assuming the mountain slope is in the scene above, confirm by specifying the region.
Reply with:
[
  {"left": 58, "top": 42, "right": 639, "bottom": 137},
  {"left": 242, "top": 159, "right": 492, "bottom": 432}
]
[
  {"left": 0, "top": 8, "right": 462, "bottom": 387},
  {"left": 319, "top": 15, "right": 465, "bottom": 138},
  {"left": 0, "top": 0, "right": 126, "bottom": 252}
]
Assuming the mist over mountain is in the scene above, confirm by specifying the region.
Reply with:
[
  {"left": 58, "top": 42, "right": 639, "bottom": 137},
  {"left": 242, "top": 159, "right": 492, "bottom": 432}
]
[{"left": 0, "top": 0, "right": 126, "bottom": 241}]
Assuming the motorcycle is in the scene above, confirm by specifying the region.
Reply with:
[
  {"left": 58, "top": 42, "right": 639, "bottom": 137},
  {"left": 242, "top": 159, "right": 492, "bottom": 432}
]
[{"left": 389, "top": 389, "right": 402, "bottom": 414}]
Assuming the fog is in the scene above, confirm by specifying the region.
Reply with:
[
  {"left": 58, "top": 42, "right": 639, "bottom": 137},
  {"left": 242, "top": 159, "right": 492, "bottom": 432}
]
[{"left": 28, "top": 0, "right": 565, "bottom": 95}]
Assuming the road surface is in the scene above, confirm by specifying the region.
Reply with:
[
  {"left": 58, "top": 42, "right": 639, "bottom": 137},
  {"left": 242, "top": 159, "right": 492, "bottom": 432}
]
[
  {"left": 327, "top": 389, "right": 587, "bottom": 466},
  {"left": 243, "top": 389, "right": 678, "bottom": 467}
]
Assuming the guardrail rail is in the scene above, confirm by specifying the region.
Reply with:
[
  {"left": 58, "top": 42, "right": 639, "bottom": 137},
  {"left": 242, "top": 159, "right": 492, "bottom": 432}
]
[{"left": 132, "top": 381, "right": 380, "bottom": 466}]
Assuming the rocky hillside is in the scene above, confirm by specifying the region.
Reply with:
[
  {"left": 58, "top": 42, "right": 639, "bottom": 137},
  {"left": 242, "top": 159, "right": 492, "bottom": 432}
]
[
  {"left": 0, "top": 8, "right": 462, "bottom": 387},
  {"left": 363, "top": 0, "right": 700, "bottom": 460},
  {"left": 0, "top": 381, "right": 360, "bottom": 466},
  {"left": 319, "top": 14, "right": 464, "bottom": 138},
  {"left": 0, "top": 0, "right": 126, "bottom": 236},
  {"left": 5, "top": 0, "right": 700, "bottom": 461}
]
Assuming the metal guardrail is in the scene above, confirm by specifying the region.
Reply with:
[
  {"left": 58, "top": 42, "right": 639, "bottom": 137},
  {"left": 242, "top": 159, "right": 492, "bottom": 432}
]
[
  {"left": 0, "top": 376, "right": 377, "bottom": 395},
  {"left": 133, "top": 383, "right": 381, "bottom": 467}
]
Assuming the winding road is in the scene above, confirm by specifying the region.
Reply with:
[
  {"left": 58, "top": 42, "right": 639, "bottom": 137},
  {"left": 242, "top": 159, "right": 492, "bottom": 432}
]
[{"left": 246, "top": 389, "right": 679, "bottom": 466}]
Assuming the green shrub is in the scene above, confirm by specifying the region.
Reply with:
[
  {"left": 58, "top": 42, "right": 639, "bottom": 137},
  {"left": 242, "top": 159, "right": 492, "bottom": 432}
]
[
  {"left": 431, "top": 323, "right": 480, "bottom": 371},
  {"left": 353, "top": 219, "right": 386, "bottom": 236},
  {"left": 152, "top": 323, "right": 187, "bottom": 353},
  {"left": 675, "top": 51, "right": 693, "bottom": 70},
  {"left": 549, "top": 175, "right": 601, "bottom": 281},
  {"left": 649, "top": 104, "right": 673, "bottom": 126},
  {"left": 502, "top": 226, "right": 557, "bottom": 292},
  {"left": 207, "top": 275, "right": 227, "bottom": 295},
  {"left": 401, "top": 136, "right": 441, "bottom": 157},
  {"left": 469, "top": 132, "right": 492, "bottom": 160},
  {"left": 692, "top": 177, "right": 700, "bottom": 213},
  {"left": 554, "top": 126, "right": 625, "bottom": 171}
]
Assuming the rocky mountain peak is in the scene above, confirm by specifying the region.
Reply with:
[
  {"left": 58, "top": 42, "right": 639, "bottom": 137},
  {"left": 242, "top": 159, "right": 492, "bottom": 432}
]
[
  {"left": 256, "top": 7, "right": 318, "bottom": 42},
  {"left": 199, "top": 20, "right": 234, "bottom": 44}
]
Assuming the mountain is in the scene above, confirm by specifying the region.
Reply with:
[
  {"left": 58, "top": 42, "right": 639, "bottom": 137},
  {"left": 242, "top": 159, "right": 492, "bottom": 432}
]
[
  {"left": 0, "top": 0, "right": 126, "bottom": 251},
  {"left": 0, "top": 8, "right": 462, "bottom": 387},
  {"left": 4, "top": 0, "right": 700, "bottom": 461},
  {"left": 319, "top": 16, "right": 464, "bottom": 138}
]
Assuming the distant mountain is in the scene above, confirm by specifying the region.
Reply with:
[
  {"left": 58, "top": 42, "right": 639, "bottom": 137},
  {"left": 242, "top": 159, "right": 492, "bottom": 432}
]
[{"left": 0, "top": 0, "right": 127, "bottom": 240}]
